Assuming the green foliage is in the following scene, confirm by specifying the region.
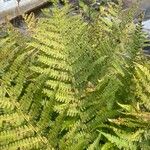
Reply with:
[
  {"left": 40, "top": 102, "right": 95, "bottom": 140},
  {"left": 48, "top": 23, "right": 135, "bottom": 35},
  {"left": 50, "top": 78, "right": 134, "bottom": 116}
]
[{"left": 0, "top": 1, "right": 150, "bottom": 150}]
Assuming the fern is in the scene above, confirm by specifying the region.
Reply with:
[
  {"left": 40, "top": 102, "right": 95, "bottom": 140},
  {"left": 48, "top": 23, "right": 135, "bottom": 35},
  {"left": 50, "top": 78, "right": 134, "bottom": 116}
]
[
  {"left": 0, "top": 1, "right": 150, "bottom": 150},
  {"left": 0, "top": 25, "right": 48, "bottom": 149},
  {"left": 0, "top": 64, "right": 48, "bottom": 149}
]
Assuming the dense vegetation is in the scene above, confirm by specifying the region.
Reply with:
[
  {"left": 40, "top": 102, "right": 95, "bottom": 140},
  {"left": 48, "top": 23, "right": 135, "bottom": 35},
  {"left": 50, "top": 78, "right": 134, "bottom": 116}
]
[{"left": 0, "top": 1, "right": 150, "bottom": 150}]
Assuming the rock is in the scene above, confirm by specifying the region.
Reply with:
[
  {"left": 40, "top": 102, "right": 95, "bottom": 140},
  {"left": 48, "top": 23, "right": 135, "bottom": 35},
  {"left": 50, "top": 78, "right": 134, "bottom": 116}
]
[
  {"left": 139, "top": 0, "right": 150, "bottom": 10},
  {"left": 123, "top": 0, "right": 150, "bottom": 10}
]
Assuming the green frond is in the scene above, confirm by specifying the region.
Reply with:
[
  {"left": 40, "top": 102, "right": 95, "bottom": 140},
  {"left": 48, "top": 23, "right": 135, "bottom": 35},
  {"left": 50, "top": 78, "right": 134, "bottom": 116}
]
[
  {"left": 100, "top": 131, "right": 137, "bottom": 150},
  {"left": 134, "top": 63, "right": 150, "bottom": 110},
  {"left": 101, "top": 142, "right": 115, "bottom": 150},
  {"left": 87, "top": 133, "right": 101, "bottom": 150},
  {"left": 1, "top": 136, "right": 46, "bottom": 150}
]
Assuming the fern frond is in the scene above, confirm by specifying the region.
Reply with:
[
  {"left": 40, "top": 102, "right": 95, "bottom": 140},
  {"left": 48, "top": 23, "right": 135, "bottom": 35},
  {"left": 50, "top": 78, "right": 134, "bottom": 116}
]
[{"left": 100, "top": 131, "right": 137, "bottom": 150}]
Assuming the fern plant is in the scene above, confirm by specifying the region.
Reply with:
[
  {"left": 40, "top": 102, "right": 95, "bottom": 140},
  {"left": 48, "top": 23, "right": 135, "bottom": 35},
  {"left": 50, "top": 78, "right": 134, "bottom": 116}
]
[{"left": 0, "top": 1, "right": 150, "bottom": 150}]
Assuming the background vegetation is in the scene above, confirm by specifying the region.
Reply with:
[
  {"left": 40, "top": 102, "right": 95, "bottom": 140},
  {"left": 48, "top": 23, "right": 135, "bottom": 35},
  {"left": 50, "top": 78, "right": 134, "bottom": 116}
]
[{"left": 0, "top": 1, "right": 150, "bottom": 149}]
